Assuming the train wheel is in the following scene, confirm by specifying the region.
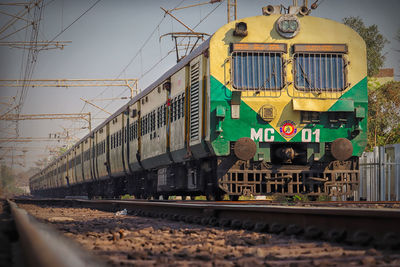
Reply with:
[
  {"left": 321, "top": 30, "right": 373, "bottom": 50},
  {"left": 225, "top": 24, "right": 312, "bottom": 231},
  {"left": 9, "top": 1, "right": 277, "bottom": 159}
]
[
  {"left": 229, "top": 195, "right": 239, "bottom": 201},
  {"left": 206, "top": 192, "right": 222, "bottom": 201}
]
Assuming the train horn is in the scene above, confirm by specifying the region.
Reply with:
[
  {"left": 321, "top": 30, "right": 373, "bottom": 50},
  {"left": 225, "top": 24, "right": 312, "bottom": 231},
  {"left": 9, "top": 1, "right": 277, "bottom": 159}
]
[
  {"left": 262, "top": 5, "right": 277, "bottom": 16},
  {"left": 299, "top": 6, "right": 310, "bottom": 16}
]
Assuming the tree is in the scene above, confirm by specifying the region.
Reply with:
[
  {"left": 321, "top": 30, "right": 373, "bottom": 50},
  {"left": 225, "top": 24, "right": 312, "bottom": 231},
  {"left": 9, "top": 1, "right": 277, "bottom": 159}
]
[
  {"left": 0, "top": 165, "right": 14, "bottom": 190},
  {"left": 367, "top": 81, "right": 400, "bottom": 150},
  {"left": 0, "top": 164, "right": 23, "bottom": 196},
  {"left": 395, "top": 28, "right": 400, "bottom": 67},
  {"left": 343, "top": 16, "right": 388, "bottom": 77},
  {"left": 395, "top": 28, "right": 400, "bottom": 46}
]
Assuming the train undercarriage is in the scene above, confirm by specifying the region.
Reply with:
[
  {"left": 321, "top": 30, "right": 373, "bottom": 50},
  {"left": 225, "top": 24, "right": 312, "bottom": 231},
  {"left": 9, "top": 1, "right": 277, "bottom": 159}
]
[
  {"left": 33, "top": 153, "right": 359, "bottom": 201},
  {"left": 218, "top": 156, "right": 359, "bottom": 199}
]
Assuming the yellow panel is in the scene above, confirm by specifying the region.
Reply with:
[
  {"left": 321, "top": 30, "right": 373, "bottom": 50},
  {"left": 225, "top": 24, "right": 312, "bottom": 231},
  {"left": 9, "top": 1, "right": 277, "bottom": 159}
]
[{"left": 292, "top": 98, "right": 336, "bottom": 112}]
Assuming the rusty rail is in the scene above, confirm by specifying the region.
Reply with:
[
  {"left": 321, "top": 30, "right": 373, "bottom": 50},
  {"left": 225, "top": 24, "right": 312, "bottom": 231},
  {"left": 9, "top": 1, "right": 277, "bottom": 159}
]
[{"left": 8, "top": 200, "right": 103, "bottom": 267}]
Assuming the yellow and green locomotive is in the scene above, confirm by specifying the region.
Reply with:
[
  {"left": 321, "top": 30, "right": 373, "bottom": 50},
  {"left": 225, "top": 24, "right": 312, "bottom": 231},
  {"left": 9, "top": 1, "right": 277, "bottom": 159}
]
[{"left": 30, "top": 5, "right": 367, "bottom": 200}]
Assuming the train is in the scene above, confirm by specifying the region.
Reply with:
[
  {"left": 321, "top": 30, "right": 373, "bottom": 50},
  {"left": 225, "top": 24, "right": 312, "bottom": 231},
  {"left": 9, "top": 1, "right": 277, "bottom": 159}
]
[{"left": 30, "top": 4, "right": 367, "bottom": 200}]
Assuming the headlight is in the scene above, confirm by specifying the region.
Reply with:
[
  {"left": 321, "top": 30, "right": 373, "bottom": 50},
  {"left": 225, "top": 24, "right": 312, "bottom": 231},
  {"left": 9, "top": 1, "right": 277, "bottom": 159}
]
[
  {"left": 289, "top": 20, "right": 298, "bottom": 31},
  {"left": 281, "top": 20, "right": 290, "bottom": 32},
  {"left": 279, "top": 19, "right": 298, "bottom": 33},
  {"left": 276, "top": 15, "right": 300, "bottom": 38}
]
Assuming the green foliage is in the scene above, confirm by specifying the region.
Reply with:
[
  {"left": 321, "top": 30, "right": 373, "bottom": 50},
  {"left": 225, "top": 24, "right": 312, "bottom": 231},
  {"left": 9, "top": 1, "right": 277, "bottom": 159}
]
[
  {"left": 272, "top": 194, "right": 290, "bottom": 203},
  {"left": 0, "top": 165, "right": 13, "bottom": 189},
  {"left": 367, "top": 81, "right": 400, "bottom": 150},
  {"left": 395, "top": 28, "right": 400, "bottom": 56},
  {"left": 293, "top": 194, "right": 309, "bottom": 202},
  {"left": 121, "top": 194, "right": 133, "bottom": 200},
  {"left": 343, "top": 16, "right": 388, "bottom": 77},
  {"left": 317, "top": 195, "right": 331, "bottom": 202},
  {"left": 238, "top": 195, "right": 255, "bottom": 200}
]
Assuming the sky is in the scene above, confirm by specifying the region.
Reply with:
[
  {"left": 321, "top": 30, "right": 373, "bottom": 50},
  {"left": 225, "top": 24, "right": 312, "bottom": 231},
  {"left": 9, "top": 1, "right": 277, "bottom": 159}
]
[{"left": 0, "top": 0, "right": 399, "bottom": 171}]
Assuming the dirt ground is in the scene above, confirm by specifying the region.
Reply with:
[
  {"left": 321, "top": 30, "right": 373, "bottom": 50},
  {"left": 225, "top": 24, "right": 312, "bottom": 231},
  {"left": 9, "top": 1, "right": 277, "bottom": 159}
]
[{"left": 19, "top": 203, "right": 400, "bottom": 267}]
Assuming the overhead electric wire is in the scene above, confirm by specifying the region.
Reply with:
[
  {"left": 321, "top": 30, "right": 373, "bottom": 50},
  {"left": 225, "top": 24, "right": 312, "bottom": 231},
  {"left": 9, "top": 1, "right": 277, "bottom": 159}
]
[
  {"left": 85, "top": 0, "right": 187, "bottom": 120},
  {"left": 38, "top": 0, "right": 102, "bottom": 52},
  {"left": 94, "top": 0, "right": 224, "bottom": 120},
  {"left": 7, "top": 0, "right": 102, "bottom": 157}
]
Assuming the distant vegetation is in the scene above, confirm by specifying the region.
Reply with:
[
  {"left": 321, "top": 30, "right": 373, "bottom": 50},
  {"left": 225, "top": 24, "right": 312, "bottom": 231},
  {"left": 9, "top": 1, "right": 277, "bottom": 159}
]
[
  {"left": 0, "top": 165, "right": 24, "bottom": 197},
  {"left": 344, "top": 17, "right": 400, "bottom": 150},
  {"left": 343, "top": 16, "right": 388, "bottom": 77},
  {"left": 368, "top": 81, "right": 400, "bottom": 150}
]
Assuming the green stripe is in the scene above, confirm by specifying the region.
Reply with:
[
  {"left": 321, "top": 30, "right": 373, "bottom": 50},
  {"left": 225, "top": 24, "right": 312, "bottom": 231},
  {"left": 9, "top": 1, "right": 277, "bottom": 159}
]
[{"left": 209, "top": 76, "right": 368, "bottom": 157}]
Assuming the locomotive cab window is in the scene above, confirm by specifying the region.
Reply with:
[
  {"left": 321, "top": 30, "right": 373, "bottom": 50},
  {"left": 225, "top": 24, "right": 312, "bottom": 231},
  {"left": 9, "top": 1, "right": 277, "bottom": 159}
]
[
  {"left": 293, "top": 44, "right": 347, "bottom": 91},
  {"left": 231, "top": 43, "right": 286, "bottom": 90}
]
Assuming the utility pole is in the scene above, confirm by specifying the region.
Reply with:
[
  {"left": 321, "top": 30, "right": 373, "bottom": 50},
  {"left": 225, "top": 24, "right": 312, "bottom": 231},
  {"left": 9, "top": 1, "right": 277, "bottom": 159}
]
[
  {"left": 227, "top": 0, "right": 237, "bottom": 23},
  {"left": 0, "top": 41, "right": 71, "bottom": 50},
  {"left": 80, "top": 98, "right": 112, "bottom": 115},
  {"left": 0, "top": 112, "right": 92, "bottom": 132}
]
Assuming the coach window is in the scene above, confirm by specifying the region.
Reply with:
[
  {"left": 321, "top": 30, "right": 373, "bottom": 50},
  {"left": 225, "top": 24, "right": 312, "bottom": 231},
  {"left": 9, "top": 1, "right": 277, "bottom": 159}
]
[
  {"left": 133, "top": 121, "right": 137, "bottom": 139},
  {"left": 157, "top": 107, "right": 161, "bottom": 128},
  {"left": 177, "top": 95, "right": 181, "bottom": 120},
  {"left": 152, "top": 111, "right": 156, "bottom": 132},
  {"left": 293, "top": 44, "right": 348, "bottom": 92},
  {"left": 231, "top": 43, "right": 286, "bottom": 90}
]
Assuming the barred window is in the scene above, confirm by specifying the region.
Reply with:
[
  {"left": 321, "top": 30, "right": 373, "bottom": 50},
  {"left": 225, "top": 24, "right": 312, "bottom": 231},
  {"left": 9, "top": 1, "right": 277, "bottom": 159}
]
[
  {"left": 149, "top": 113, "right": 152, "bottom": 131},
  {"left": 151, "top": 111, "right": 156, "bottom": 132},
  {"left": 177, "top": 95, "right": 181, "bottom": 120},
  {"left": 171, "top": 98, "right": 176, "bottom": 122},
  {"left": 140, "top": 117, "right": 144, "bottom": 136},
  {"left": 157, "top": 107, "right": 161, "bottom": 128},
  {"left": 232, "top": 52, "right": 283, "bottom": 90},
  {"left": 133, "top": 121, "right": 137, "bottom": 139},
  {"left": 129, "top": 123, "right": 134, "bottom": 141},
  {"left": 163, "top": 104, "right": 167, "bottom": 126},
  {"left": 76, "top": 155, "right": 81, "bottom": 164},
  {"left": 180, "top": 93, "right": 185, "bottom": 118},
  {"left": 145, "top": 115, "right": 148, "bottom": 135},
  {"left": 294, "top": 53, "right": 345, "bottom": 91}
]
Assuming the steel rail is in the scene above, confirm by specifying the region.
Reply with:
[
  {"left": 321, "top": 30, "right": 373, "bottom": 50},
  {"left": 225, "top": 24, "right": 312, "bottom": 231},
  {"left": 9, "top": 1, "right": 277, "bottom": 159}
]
[
  {"left": 14, "top": 198, "right": 400, "bottom": 248},
  {"left": 8, "top": 200, "right": 103, "bottom": 267}
]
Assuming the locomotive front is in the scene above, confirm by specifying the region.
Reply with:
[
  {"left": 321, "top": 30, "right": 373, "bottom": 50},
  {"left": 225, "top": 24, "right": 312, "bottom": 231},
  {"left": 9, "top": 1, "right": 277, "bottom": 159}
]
[{"left": 208, "top": 6, "right": 367, "bottom": 199}]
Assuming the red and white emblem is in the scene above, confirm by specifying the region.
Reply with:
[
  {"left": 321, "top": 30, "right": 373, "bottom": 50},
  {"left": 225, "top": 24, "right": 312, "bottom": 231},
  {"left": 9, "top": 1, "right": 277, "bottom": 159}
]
[{"left": 279, "top": 120, "right": 297, "bottom": 138}]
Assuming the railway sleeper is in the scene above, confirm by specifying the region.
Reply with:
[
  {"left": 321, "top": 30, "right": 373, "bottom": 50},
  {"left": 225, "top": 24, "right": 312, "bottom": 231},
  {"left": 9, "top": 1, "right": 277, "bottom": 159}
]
[{"left": 127, "top": 206, "right": 399, "bottom": 249}]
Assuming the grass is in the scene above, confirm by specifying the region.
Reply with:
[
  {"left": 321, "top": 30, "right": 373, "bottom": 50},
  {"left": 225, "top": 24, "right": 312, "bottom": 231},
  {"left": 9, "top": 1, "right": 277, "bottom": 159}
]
[{"left": 121, "top": 194, "right": 134, "bottom": 200}]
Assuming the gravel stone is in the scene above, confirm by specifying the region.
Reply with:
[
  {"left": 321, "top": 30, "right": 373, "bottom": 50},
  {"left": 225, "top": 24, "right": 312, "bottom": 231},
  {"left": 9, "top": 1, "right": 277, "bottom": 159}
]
[{"left": 18, "top": 203, "right": 400, "bottom": 267}]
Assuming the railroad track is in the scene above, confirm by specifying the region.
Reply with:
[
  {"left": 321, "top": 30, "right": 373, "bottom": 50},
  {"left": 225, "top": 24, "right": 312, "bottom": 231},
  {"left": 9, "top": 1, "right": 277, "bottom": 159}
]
[
  {"left": 14, "top": 198, "right": 400, "bottom": 249},
  {"left": 6, "top": 199, "right": 103, "bottom": 267}
]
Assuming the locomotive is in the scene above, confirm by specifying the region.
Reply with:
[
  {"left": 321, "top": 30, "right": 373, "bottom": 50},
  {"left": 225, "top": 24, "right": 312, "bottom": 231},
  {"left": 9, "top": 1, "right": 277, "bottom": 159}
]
[{"left": 30, "top": 4, "right": 367, "bottom": 200}]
